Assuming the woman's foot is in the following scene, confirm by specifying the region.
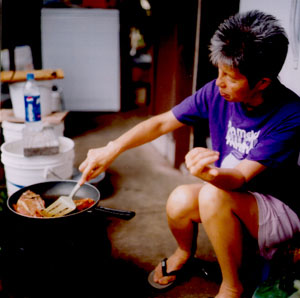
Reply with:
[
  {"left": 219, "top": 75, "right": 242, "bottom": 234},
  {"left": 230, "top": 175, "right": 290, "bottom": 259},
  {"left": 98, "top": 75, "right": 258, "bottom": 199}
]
[{"left": 153, "top": 248, "right": 190, "bottom": 286}]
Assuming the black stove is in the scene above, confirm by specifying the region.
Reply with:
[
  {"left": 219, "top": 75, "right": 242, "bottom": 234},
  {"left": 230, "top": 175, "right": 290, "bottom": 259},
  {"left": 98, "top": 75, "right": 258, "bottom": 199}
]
[{"left": 0, "top": 208, "right": 113, "bottom": 298}]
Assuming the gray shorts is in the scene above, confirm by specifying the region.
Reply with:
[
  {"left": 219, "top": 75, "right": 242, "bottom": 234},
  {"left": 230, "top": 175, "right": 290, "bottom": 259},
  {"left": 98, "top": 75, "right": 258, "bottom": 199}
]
[{"left": 252, "top": 192, "right": 300, "bottom": 260}]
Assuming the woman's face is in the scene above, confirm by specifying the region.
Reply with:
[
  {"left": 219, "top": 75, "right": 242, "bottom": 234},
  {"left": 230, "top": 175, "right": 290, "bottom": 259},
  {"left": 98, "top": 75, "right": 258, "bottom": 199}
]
[{"left": 216, "top": 63, "right": 262, "bottom": 108}]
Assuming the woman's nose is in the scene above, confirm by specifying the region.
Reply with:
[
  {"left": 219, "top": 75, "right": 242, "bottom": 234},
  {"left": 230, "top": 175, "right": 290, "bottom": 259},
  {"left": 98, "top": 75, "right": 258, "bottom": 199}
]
[{"left": 216, "top": 74, "right": 225, "bottom": 88}]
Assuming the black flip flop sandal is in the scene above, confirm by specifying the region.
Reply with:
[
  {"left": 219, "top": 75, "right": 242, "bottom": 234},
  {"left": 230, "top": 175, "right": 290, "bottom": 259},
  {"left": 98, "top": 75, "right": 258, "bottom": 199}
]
[{"left": 147, "top": 258, "right": 182, "bottom": 290}]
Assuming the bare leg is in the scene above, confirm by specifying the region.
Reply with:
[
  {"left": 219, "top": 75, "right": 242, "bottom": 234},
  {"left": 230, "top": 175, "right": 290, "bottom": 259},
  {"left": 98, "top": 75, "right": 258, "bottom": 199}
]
[
  {"left": 199, "top": 184, "right": 259, "bottom": 298},
  {"left": 153, "top": 183, "right": 203, "bottom": 285},
  {"left": 152, "top": 182, "right": 259, "bottom": 295}
]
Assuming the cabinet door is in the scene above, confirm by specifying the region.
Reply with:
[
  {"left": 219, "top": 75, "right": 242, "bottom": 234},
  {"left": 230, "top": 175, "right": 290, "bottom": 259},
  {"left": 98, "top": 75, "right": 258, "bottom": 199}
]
[{"left": 41, "top": 8, "right": 120, "bottom": 111}]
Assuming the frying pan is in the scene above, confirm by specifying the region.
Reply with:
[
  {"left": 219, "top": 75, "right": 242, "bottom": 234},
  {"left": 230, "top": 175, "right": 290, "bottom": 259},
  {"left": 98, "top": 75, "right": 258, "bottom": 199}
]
[{"left": 7, "top": 180, "right": 135, "bottom": 220}]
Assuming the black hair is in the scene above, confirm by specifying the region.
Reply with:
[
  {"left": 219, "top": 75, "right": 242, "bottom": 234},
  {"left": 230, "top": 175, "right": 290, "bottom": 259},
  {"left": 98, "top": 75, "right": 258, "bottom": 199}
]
[{"left": 209, "top": 10, "right": 289, "bottom": 88}]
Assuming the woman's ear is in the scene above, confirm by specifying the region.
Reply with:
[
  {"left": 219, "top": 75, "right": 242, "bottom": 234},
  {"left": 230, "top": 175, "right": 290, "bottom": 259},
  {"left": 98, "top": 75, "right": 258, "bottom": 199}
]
[{"left": 256, "top": 78, "right": 272, "bottom": 91}]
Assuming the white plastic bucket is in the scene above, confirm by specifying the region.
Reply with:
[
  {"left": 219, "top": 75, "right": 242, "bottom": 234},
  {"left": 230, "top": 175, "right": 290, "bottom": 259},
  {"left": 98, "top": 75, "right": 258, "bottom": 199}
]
[
  {"left": 0, "top": 137, "right": 75, "bottom": 196},
  {"left": 9, "top": 80, "right": 53, "bottom": 119},
  {"left": 2, "top": 121, "right": 64, "bottom": 143}
]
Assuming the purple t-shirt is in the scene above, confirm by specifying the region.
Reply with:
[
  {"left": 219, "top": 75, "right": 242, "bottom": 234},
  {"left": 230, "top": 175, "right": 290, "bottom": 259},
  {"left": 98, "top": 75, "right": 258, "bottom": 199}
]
[{"left": 172, "top": 79, "right": 300, "bottom": 213}]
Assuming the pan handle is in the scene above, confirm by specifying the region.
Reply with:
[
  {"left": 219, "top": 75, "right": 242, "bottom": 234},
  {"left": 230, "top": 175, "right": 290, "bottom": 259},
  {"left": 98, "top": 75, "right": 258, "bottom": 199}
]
[{"left": 94, "top": 206, "right": 135, "bottom": 220}]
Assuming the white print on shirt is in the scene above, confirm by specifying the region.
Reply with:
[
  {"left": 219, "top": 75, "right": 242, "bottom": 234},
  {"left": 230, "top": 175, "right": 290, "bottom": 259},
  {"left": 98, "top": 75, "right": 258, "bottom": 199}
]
[
  {"left": 225, "top": 120, "right": 260, "bottom": 155},
  {"left": 221, "top": 153, "right": 241, "bottom": 168}
]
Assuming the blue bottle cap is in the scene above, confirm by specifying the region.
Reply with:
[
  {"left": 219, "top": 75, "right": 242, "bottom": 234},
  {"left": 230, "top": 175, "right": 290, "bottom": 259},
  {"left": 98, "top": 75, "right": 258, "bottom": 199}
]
[{"left": 26, "top": 73, "right": 34, "bottom": 80}]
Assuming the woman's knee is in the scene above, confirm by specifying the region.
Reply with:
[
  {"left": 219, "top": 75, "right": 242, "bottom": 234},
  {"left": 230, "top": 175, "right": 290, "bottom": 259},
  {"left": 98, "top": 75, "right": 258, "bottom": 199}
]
[
  {"left": 166, "top": 184, "right": 201, "bottom": 221},
  {"left": 198, "top": 184, "right": 232, "bottom": 221}
]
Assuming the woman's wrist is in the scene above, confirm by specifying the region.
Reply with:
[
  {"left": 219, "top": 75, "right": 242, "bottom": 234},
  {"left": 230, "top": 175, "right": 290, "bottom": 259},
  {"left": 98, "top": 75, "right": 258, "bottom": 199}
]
[{"left": 107, "top": 140, "right": 122, "bottom": 157}]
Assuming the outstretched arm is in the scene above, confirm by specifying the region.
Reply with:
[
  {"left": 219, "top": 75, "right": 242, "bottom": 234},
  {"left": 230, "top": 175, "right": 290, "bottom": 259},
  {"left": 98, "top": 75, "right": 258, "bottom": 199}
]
[{"left": 79, "top": 111, "right": 184, "bottom": 185}]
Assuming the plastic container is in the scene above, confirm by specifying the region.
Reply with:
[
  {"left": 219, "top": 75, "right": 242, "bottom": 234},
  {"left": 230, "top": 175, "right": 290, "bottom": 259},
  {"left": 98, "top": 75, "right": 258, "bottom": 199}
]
[
  {"left": 9, "top": 80, "right": 53, "bottom": 120},
  {"left": 24, "top": 73, "right": 43, "bottom": 132},
  {"left": 2, "top": 121, "right": 64, "bottom": 143},
  {"left": 51, "top": 85, "right": 63, "bottom": 112},
  {"left": 0, "top": 137, "right": 74, "bottom": 196}
]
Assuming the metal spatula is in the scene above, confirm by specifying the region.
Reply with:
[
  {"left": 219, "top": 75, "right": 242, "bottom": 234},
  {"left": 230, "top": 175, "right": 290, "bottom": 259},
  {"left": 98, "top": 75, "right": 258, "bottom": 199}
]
[{"left": 42, "top": 182, "right": 81, "bottom": 217}]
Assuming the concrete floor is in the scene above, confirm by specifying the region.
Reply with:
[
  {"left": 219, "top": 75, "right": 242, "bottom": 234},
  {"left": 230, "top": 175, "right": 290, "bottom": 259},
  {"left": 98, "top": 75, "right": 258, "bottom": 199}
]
[{"left": 65, "top": 107, "right": 222, "bottom": 298}]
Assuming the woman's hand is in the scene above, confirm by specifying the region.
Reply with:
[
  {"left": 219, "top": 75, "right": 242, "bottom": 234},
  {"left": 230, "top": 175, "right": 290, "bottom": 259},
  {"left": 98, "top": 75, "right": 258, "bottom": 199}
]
[
  {"left": 185, "top": 147, "right": 220, "bottom": 181},
  {"left": 78, "top": 142, "right": 119, "bottom": 185}
]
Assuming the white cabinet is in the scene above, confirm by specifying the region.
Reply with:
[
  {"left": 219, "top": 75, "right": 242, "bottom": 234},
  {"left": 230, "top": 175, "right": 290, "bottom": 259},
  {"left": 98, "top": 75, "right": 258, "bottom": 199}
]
[
  {"left": 41, "top": 8, "right": 120, "bottom": 111},
  {"left": 239, "top": 0, "right": 300, "bottom": 96}
]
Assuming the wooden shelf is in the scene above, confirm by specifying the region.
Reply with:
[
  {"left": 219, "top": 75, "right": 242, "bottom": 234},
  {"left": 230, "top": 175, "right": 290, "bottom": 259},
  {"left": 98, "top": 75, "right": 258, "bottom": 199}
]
[{"left": 1, "top": 69, "right": 64, "bottom": 83}]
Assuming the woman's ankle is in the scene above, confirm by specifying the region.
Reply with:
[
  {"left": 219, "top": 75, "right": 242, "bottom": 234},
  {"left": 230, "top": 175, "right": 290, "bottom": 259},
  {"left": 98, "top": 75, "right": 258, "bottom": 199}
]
[
  {"left": 216, "top": 281, "right": 244, "bottom": 298},
  {"left": 173, "top": 247, "right": 192, "bottom": 261}
]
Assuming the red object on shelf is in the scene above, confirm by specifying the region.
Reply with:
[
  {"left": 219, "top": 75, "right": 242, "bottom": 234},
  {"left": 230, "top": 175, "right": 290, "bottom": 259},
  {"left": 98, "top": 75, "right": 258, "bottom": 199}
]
[{"left": 82, "top": 0, "right": 116, "bottom": 8}]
